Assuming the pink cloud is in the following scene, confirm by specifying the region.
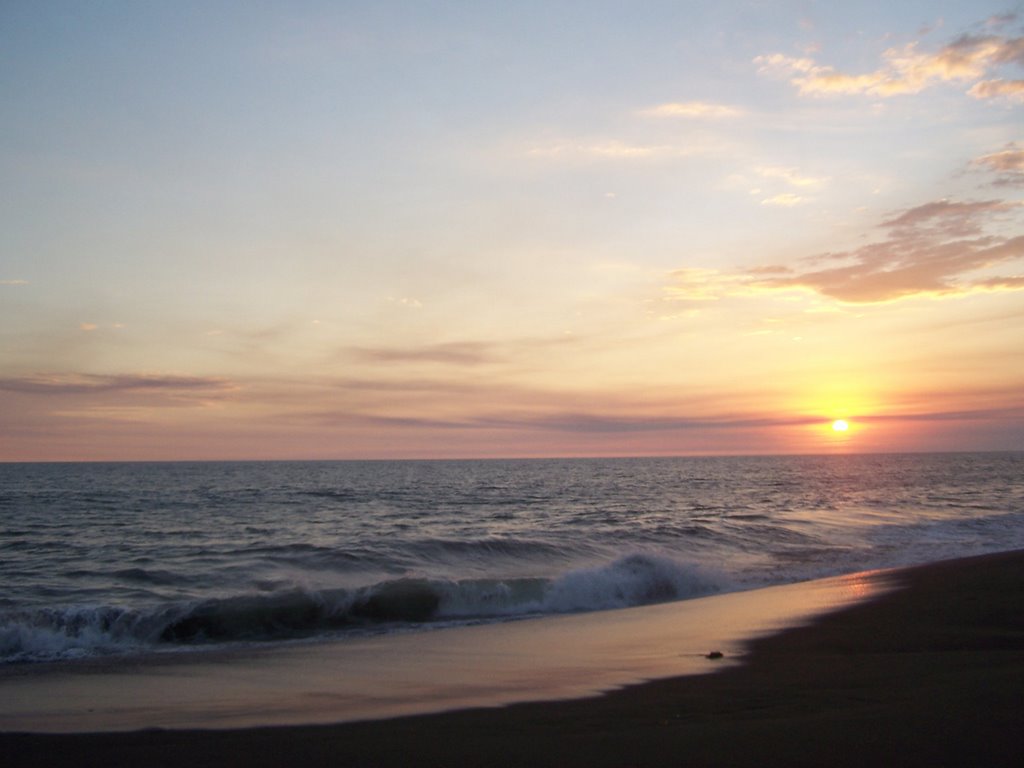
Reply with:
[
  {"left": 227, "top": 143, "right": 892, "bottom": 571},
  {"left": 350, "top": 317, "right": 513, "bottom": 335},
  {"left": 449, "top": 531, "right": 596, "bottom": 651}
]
[
  {"left": 969, "top": 78, "right": 1024, "bottom": 101},
  {"left": 971, "top": 143, "right": 1024, "bottom": 187},
  {"left": 744, "top": 198, "right": 1024, "bottom": 303}
]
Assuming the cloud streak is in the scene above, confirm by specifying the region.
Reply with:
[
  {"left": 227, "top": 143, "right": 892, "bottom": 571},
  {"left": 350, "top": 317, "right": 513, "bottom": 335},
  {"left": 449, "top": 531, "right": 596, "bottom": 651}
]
[
  {"left": 291, "top": 401, "right": 1024, "bottom": 437},
  {"left": 748, "top": 199, "right": 1024, "bottom": 302},
  {"left": 0, "top": 373, "right": 237, "bottom": 396},
  {"left": 973, "top": 143, "right": 1024, "bottom": 186},
  {"left": 349, "top": 341, "right": 498, "bottom": 366},
  {"left": 640, "top": 101, "right": 745, "bottom": 118},
  {"left": 526, "top": 139, "right": 696, "bottom": 160},
  {"left": 663, "top": 195, "right": 1024, "bottom": 305},
  {"left": 756, "top": 30, "right": 1024, "bottom": 99},
  {"left": 761, "top": 193, "right": 806, "bottom": 207},
  {"left": 347, "top": 334, "right": 582, "bottom": 368},
  {"left": 5, "top": 363, "right": 1020, "bottom": 460},
  {"left": 968, "top": 78, "right": 1024, "bottom": 101},
  {"left": 755, "top": 165, "right": 827, "bottom": 188}
]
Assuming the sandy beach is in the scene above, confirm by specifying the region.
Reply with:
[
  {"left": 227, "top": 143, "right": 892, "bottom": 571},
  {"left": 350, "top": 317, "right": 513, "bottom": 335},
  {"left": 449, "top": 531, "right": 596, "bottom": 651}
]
[{"left": 3, "top": 549, "right": 1023, "bottom": 767}]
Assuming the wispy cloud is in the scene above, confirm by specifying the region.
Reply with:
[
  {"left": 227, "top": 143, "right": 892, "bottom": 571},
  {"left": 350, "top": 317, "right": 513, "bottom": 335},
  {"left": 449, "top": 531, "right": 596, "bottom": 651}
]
[
  {"left": 295, "top": 405, "right": 822, "bottom": 434},
  {"left": 348, "top": 333, "right": 581, "bottom": 367},
  {"left": 748, "top": 198, "right": 1024, "bottom": 302},
  {"left": 1, "top": 279, "right": 28, "bottom": 286},
  {"left": 723, "top": 164, "right": 826, "bottom": 205},
  {"left": 640, "top": 101, "right": 745, "bottom": 118},
  {"left": 0, "top": 373, "right": 237, "bottom": 396},
  {"left": 388, "top": 296, "right": 423, "bottom": 308},
  {"left": 660, "top": 193, "right": 1024, "bottom": 305},
  {"left": 972, "top": 142, "right": 1024, "bottom": 186},
  {"left": 662, "top": 267, "right": 737, "bottom": 302},
  {"left": 754, "top": 165, "right": 827, "bottom": 188},
  {"left": 474, "top": 411, "right": 818, "bottom": 433},
  {"left": 856, "top": 404, "right": 1024, "bottom": 425},
  {"left": 349, "top": 341, "right": 497, "bottom": 366},
  {"left": 328, "top": 376, "right": 487, "bottom": 394},
  {"left": 293, "top": 402, "right": 1024, "bottom": 437},
  {"left": 756, "top": 29, "right": 1024, "bottom": 99},
  {"left": 968, "top": 78, "right": 1024, "bottom": 101},
  {"left": 527, "top": 140, "right": 679, "bottom": 160},
  {"left": 760, "top": 193, "right": 807, "bottom": 207},
  {"left": 525, "top": 133, "right": 735, "bottom": 162},
  {"left": 880, "top": 199, "right": 1015, "bottom": 236}
]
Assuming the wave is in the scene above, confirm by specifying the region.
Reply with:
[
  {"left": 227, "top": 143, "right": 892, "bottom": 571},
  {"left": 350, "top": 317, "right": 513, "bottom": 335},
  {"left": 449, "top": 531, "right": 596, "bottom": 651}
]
[{"left": 0, "top": 554, "right": 721, "bottom": 664}]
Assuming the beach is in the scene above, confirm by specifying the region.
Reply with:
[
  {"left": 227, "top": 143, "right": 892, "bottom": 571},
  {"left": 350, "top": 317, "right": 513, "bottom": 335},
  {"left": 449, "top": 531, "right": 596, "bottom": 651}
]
[
  {"left": 3, "top": 549, "right": 1023, "bottom": 767},
  {"left": 4, "top": 2, "right": 1024, "bottom": 765}
]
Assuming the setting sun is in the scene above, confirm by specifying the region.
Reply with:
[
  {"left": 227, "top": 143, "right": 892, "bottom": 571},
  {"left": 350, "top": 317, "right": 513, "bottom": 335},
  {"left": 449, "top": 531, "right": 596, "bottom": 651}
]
[{"left": 1, "top": 1, "right": 1022, "bottom": 464}]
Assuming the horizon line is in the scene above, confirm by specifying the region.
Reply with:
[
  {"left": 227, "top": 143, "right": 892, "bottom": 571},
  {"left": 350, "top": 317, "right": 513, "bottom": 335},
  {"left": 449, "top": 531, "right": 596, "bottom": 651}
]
[{"left": 2, "top": 448, "right": 1020, "bottom": 465}]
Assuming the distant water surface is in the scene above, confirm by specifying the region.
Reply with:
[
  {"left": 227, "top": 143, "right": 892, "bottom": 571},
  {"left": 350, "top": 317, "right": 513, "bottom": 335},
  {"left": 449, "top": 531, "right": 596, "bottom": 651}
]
[{"left": 1, "top": 453, "right": 1022, "bottom": 664}]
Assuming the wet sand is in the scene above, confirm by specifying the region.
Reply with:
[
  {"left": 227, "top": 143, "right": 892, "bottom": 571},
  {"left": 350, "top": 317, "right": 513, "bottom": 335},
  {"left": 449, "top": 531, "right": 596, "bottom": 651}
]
[
  {"left": 3, "top": 549, "right": 1023, "bottom": 766},
  {"left": 0, "top": 568, "right": 881, "bottom": 733}
]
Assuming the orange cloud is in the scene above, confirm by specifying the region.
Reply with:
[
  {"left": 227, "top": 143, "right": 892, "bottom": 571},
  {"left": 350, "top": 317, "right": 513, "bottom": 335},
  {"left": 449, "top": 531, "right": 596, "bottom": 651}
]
[{"left": 756, "top": 31, "right": 1024, "bottom": 99}]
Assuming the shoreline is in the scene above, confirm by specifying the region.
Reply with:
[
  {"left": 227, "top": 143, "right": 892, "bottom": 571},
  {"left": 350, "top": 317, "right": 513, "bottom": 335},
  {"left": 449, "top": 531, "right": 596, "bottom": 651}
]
[
  {"left": 0, "top": 567, "right": 889, "bottom": 732},
  {"left": 3, "top": 549, "right": 1024, "bottom": 766}
]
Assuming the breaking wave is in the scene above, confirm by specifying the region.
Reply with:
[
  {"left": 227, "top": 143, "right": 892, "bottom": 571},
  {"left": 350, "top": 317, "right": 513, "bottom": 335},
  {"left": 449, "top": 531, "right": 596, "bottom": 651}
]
[{"left": 0, "top": 554, "right": 720, "bottom": 663}]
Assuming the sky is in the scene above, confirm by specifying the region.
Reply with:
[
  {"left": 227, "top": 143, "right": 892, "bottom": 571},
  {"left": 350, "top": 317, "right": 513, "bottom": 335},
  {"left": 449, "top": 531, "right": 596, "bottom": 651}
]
[{"left": 1, "top": 1, "right": 1022, "bottom": 461}]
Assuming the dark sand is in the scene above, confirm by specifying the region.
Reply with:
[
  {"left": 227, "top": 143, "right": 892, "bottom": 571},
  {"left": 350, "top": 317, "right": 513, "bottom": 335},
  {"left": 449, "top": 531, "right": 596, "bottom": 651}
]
[{"left": 3, "top": 550, "right": 1023, "bottom": 767}]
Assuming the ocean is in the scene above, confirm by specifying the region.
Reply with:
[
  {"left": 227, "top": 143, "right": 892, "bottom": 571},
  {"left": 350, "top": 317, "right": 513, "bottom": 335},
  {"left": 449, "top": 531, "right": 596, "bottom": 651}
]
[{"left": 2, "top": 452, "right": 1023, "bottom": 667}]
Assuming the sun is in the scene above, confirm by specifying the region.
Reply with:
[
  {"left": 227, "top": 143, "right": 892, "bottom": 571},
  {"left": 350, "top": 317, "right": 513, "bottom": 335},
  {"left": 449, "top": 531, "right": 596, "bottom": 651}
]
[{"left": 831, "top": 419, "right": 849, "bottom": 432}]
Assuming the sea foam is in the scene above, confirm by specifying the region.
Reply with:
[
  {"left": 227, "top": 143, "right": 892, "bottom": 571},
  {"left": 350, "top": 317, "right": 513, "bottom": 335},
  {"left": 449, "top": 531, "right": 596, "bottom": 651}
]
[
  {"left": 3, "top": 453, "right": 1021, "bottom": 665},
  {"left": 0, "top": 553, "right": 721, "bottom": 663}
]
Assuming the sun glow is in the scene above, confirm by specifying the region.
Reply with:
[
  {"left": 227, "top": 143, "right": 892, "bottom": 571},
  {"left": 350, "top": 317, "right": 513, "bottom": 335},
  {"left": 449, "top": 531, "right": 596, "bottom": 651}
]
[{"left": 831, "top": 419, "right": 849, "bottom": 432}]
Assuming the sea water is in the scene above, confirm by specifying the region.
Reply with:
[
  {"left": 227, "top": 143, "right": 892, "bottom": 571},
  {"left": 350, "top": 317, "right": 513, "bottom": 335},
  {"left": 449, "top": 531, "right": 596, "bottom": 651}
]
[{"left": 2, "top": 453, "right": 1022, "bottom": 665}]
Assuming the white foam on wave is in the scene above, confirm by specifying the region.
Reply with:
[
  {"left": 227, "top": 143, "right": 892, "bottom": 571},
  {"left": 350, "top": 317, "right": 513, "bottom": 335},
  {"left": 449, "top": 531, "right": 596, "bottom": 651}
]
[
  {"left": 432, "top": 553, "right": 724, "bottom": 618},
  {"left": 0, "top": 605, "right": 146, "bottom": 663},
  {"left": 0, "top": 553, "right": 727, "bottom": 664},
  {"left": 541, "top": 553, "right": 721, "bottom": 612}
]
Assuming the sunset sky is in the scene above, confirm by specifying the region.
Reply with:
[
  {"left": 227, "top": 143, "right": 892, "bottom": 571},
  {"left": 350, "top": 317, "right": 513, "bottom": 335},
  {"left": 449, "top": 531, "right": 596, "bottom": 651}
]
[{"left": 2, "top": 1, "right": 1022, "bottom": 461}]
